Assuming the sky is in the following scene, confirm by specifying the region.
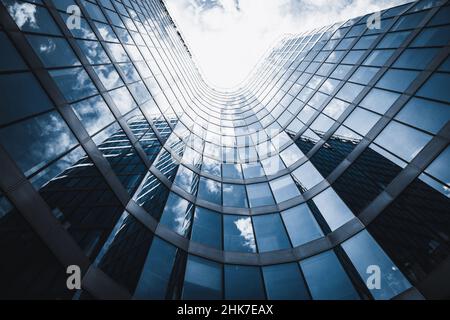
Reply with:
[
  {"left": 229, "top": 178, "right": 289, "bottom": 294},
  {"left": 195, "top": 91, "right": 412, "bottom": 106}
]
[{"left": 165, "top": 0, "right": 411, "bottom": 89}]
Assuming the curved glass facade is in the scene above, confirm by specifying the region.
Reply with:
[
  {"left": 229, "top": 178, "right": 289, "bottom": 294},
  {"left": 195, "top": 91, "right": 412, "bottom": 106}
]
[{"left": 0, "top": 0, "right": 449, "bottom": 300}]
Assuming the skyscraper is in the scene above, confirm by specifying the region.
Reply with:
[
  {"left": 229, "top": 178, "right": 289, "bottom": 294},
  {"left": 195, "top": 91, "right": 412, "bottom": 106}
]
[{"left": 0, "top": 0, "right": 449, "bottom": 300}]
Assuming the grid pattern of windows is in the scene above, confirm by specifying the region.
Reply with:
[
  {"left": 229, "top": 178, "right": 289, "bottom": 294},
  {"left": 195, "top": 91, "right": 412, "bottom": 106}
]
[{"left": 0, "top": 0, "right": 449, "bottom": 300}]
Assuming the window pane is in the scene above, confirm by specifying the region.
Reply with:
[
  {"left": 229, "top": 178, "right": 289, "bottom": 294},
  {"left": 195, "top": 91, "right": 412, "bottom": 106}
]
[
  {"left": 49, "top": 67, "right": 98, "bottom": 102},
  {"left": 395, "top": 97, "right": 450, "bottom": 134},
  {"left": 300, "top": 250, "right": 360, "bottom": 300},
  {"left": 374, "top": 122, "right": 432, "bottom": 162},
  {"left": 223, "top": 184, "right": 248, "bottom": 208},
  {"left": 27, "top": 35, "right": 80, "bottom": 68},
  {"left": 377, "top": 69, "right": 419, "bottom": 92},
  {"left": 341, "top": 230, "right": 411, "bottom": 299},
  {"left": 224, "top": 265, "right": 265, "bottom": 300},
  {"left": 134, "top": 238, "right": 176, "bottom": 299},
  {"left": 253, "top": 213, "right": 291, "bottom": 252},
  {"left": 173, "top": 165, "right": 199, "bottom": 195},
  {"left": 262, "top": 263, "right": 310, "bottom": 300},
  {"left": 312, "top": 188, "right": 355, "bottom": 231},
  {"left": 0, "top": 31, "right": 26, "bottom": 71},
  {"left": 222, "top": 163, "right": 242, "bottom": 179},
  {"left": 191, "top": 207, "right": 222, "bottom": 250},
  {"left": 0, "top": 72, "right": 53, "bottom": 126},
  {"left": 359, "top": 88, "right": 399, "bottom": 114},
  {"left": 242, "top": 162, "right": 264, "bottom": 179},
  {"left": 160, "top": 193, "right": 193, "bottom": 237},
  {"left": 281, "top": 204, "right": 324, "bottom": 246},
  {"left": 425, "top": 147, "right": 450, "bottom": 186},
  {"left": 393, "top": 48, "right": 438, "bottom": 70},
  {"left": 0, "top": 111, "right": 78, "bottom": 177},
  {"left": 344, "top": 107, "right": 380, "bottom": 136},
  {"left": 292, "top": 161, "right": 324, "bottom": 191},
  {"left": 71, "top": 95, "right": 115, "bottom": 136},
  {"left": 3, "top": 0, "right": 61, "bottom": 35},
  {"left": 417, "top": 73, "right": 450, "bottom": 103},
  {"left": 270, "top": 175, "right": 301, "bottom": 203},
  {"left": 246, "top": 183, "right": 275, "bottom": 207},
  {"left": 223, "top": 215, "right": 256, "bottom": 253},
  {"left": 182, "top": 255, "right": 222, "bottom": 300},
  {"left": 197, "top": 177, "right": 221, "bottom": 205},
  {"left": 77, "top": 39, "right": 110, "bottom": 64},
  {"left": 93, "top": 64, "right": 124, "bottom": 90}
]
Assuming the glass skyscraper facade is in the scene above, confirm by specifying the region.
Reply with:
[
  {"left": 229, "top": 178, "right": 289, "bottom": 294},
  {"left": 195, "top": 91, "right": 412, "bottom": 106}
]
[{"left": 0, "top": 0, "right": 449, "bottom": 300}]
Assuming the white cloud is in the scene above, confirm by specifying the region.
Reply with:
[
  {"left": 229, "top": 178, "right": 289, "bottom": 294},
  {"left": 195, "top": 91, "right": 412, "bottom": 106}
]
[{"left": 165, "top": 0, "right": 411, "bottom": 89}]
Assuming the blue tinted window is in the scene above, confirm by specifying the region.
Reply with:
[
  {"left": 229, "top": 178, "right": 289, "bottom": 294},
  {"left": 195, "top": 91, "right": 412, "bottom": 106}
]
[
  {"left": 349, "top": 66, "right": 379, "bottom": 85},
  {"left": 27, "top": 35, "right": 80, "bottom": 68},
  {"left": 377, "top": 31, "right": 410, "bottom": 48},
  {"left": 94, "top": 21, "right": 119, "bottom": 42},
  {"left": 336, "top": 82, "right": 364, "bottom": 103},
  {"left": 71, "top": 95, "right": 115, "bottom": 135},
  {"left": 425, "top": 147, "right": 450, "bottom": 187},
  {"left": 182, "top": 255, "right": 222, "bottom": 300},
  {"left": 197, "top": 177, "right": 221, "bottom": 205},
  {"left": 331, "top": 64, "right": 353, "bottom": 79},
  {"left": 223, "top": 184, "right": 248, "bottom": 208},
  {"left": 0, "top": 32, "right": 27, "bottom": 71},
  {"left": 300, "top": 250, "right": 360, "bottom": 300},
  {"left": 377, "top": 69, "right": 418, "bottom": 92},
  {"left": 364, "top": 49, "right": 395, "bottom": 66},
  {"left": 50, "top": 67, "right": 98, "bottom": 102},
  {"left": 342, "top": 230, "right": 411, "bottom": 299},
  {"left": 374, "top": 121, "right": 432, "bottom": 161},
  {"left": 417, "top": 73, "right": 450, "bottom": 103},
  {"left": 353, "top": 35, "right": 377, "bottom": 49},
  {"left": 81, "top": 0, "right": 107, "bottom": 23},
  {"left": 223, "top": 215, "right": 256, "bottom": 253},
  {"left": 342, "top": 50, "right": 365, "bottom": 64},
  {"left": 3, "top": 0, "right": 61, "bottom": 35},
  {"left": 224, "top": 265, "right": 265, "bottom": 300},
  {"left": 395, "top": 97, "right": 450, "bottom": 134},
  {"left": 344, "top": 107, "right": 380, "bottom": 136},
  {"left": 262, "top": 263, "right": 310, "bottom": 300},
  {"left": 412, "top": 25, "right": 450, "bottom": 47},
  {"left": 93, "top": 64, "right": 124, "bottom": 90},
  {"left": 292, "top": 161, "right": 324, "bottom": 191},
  {"left": 429, "top": 5, "right": 450, "bottom": 25},
  {"left": 134, "top": 238, "right": 176, "bottom": 299},
  {"left": 281, "top": 204, "right": 323, "bottom": 246},
  {"left": 117, "top": 63, "right": 140, "bottom": 83},
  {"left": 269, "top": 175, "right": 301, "bottom": 203},
  {"left": 392, "top": 11, "right": 427, "bottom": 31},
  {"left": 202, "top": 157, "right": 221, "bottom": 177},
  {"left": 359, "top": 88, "right": 400, "bottom": 114},
  {"left": 242, "top": 162, "right": 264, "bottom": 179},
  {"left": 312, "top": 188, "right": 355, "bottom": 231},
  {"left": 222, "top": 163, "right": 242, "bottom": 179},
  {"left": 0, "top": 111, "right": 78, "bottom": 177},
  {"left": 191, "top": 207, "right": 222, "bottom": 249},
  {"left": 394, "top": 48, "right": 438, "bottom": 70},
  {"left": 253, "top": 213, "right": 291, "bottom": 252},
  {"left": 0, "top": 72, "right": 53, "bottom": 126},
  {"left": 109, "top": 87, "right": 137, "bottom": 114},
  {"left": 160, "top": 193, "right": 193, "bottom": 237},
  {"left": 174, "top": 165, "right": 199, "bottom": 195},
  {"left": 246, "top": 183, "right": 275, "bottom": 207},
  {"left": 77, "top": 40, "right": 110, "bottom": 64}
]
